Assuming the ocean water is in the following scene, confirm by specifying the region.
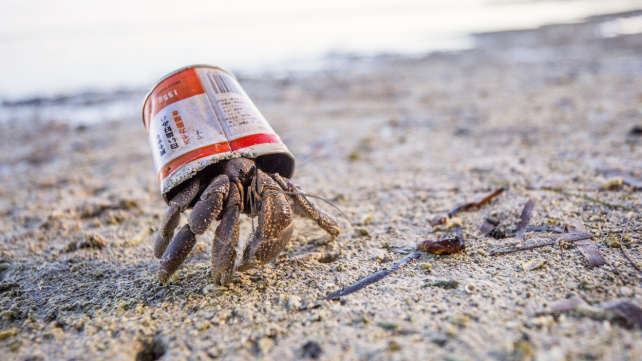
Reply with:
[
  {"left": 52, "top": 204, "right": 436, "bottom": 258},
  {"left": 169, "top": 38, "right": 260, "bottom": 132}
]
[{"left": 1, "top": 0, "right": 641, "bottom": 101}]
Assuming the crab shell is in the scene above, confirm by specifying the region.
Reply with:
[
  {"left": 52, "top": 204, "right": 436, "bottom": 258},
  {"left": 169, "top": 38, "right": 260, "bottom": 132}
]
[{"left": 141, "top": 65, "right": 295, "bottom": 204}]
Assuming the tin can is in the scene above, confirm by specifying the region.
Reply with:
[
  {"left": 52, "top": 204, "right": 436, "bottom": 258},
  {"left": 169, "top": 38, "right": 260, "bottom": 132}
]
[{"left": 142, "top": 65, "right": 295, "bottom": 203}]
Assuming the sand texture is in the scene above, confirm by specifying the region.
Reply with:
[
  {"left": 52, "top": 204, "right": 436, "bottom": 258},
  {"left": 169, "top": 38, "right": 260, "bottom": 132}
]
[{"left": 1, "top": 12, "right": 642, "bottom": 361}]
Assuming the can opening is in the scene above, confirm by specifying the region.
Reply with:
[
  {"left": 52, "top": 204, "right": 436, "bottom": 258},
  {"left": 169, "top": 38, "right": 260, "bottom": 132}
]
[
  {"left": 256, "top": 153, "right": 295, "bottom": 179},
  {"left": 162, "top": 153, "right": 294, "bottom": 206}
]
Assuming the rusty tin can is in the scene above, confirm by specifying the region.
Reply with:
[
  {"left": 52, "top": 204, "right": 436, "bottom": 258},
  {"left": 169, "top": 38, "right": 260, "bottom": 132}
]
[{"left": 142, "top": 65, "right": 295, "bottom": 202}]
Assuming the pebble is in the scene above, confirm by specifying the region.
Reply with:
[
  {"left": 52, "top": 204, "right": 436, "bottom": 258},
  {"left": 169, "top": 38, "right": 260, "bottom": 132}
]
[{"left": 619, "top": 286, "right": 633, "bottom": 298}]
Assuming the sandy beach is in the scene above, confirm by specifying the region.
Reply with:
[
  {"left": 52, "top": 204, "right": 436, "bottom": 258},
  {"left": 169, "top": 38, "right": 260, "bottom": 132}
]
[{"left": 1, "top": 11, "right": 642, "bottom": 361}]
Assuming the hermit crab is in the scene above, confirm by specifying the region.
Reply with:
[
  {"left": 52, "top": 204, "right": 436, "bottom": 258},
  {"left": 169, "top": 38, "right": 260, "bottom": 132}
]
[
  {"left": 142, "top": 65, "right": 340, "bottom": 285},
  {"left": 153, "top": 158, "right": 340, "bottom": 284}
]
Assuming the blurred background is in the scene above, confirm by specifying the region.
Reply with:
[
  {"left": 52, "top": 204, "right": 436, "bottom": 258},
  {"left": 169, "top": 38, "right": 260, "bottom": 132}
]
[{"left": 2, "top": 0, "right": 642, "bottom": 102}]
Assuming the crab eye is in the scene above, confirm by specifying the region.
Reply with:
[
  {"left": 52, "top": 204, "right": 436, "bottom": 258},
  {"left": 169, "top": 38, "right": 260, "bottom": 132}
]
[{"left": 238, "top": 168, "right": 243, "bottom": 175}]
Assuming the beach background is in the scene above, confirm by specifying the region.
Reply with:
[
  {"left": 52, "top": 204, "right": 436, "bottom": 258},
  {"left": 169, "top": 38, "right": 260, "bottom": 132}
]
[{"left": 1, "top": 0, "right": 642, "bottom": 360}]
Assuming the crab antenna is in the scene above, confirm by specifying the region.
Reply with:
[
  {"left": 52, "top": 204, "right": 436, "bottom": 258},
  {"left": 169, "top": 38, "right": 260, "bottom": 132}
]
[{"left": 262, "top": 190, "right": 355, "bottom": 229}]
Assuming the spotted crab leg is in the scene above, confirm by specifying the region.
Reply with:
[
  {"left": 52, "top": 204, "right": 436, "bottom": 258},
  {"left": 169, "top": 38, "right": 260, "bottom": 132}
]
[
  {"left": 272, "top": 174, "right": 341, "bottom": 238},
  {"left": 153, "top": 177, "right": 200, "bottom": 258},
  {"left": 156, "top": 174, "right": 230, "bottom": 283},
  {"left": 210, "top": 182, "right": 242, "bottom": 285},
  {"left": 237, "top": 170, "right": 294, "bottom": 272}
]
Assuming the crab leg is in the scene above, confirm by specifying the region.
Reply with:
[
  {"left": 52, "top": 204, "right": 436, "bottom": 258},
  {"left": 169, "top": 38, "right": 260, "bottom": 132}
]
[
  {"left": 272, "top": 174, "right": 340, "bottom": 238},
  {"left": 156, "top": 174, "right": 231, "bottom": 283},
  {"left": 188, "top": 174, "right": 229, "bottom": 234},
  {"left": 211, "top": 182, "right": 242, "bottom": 285},
  {"left": 237, "top": 171, "right": 294, "bottom": 271},
  {"left": 158, "top": 224, "right": 196, "bottom": 283},
  {"left": 153, "top": 177, "right": 200, "bottom": 258}
]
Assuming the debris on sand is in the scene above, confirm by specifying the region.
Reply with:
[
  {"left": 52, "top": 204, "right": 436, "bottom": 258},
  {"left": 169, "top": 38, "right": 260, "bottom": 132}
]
[
  {"left": 417, "top": 236, "right": 465, "bottom": 255},
  {"left": 564, "top": 219, "right": 605, "bottom": 267},
  {"left": 64, "top": 232, "right": 108, "bottom": 252},
  {"left": 301, "top": 252, "right": 422, "bottom": 309},
  {"left": 546, "top": 296, "right": 642, "bottom": 329},
  {"left": 490, "top": 232, "right": 593, "bottom": 256},
  {"left": 431, "top": 188, "right": 504, "bottom": 226}
]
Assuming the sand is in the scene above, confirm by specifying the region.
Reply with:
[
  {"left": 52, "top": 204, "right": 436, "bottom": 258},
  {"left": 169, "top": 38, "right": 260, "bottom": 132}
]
[{"left": 1, "top": 11, "right": 642, "bottom": 361}]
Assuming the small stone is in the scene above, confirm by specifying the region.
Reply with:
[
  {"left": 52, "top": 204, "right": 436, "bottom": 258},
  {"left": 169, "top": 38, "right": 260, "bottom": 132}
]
[
  {"left": 464, "top": 281, "right": 477, "bottom": 293},
  {"left": 360, "top": 213, "right": 373, "bottom": 225},
  {"left": 445, "top": 217, "right": 463, "bottom": 229},
  {"left": 448, "top": 314, "right": 470, "bottom": 327},
  {"left": 388, "top": 340, "right": 401, "bottom": 351},
  {"left": 419, "top": 263, "right": 432, "bottom": 270},
  {"left": 522, "top": 258, "right": 546, "bottom": 271},
  {"left": 258, "top": 338, "right": 274, "bottom": 355},
  {"left": 357, "top": 228, "right": 370, "bottom": 237},
  {"left": 203, "top": 284, "right": 215, "bottom": 295},
  {"left": 604, "top": 236, "right": 620, "bottom": 248},
  {"left": 0, "top": 328, "right": 17, "bottom": 339},
  {"left": 207, "top": 347, "right": 220, "bottom": 358},
  {"left": 602, "top": 178, "right": 623, "bottom": 190},
  {"left": 300, "top": 341, "right": 323, "bottom": 359},
  {"left": 619, "top": 286, "right": 633, "bottom": 298},
  {"left": 196, "top": 320, "right": 212, "bottom": 330}
]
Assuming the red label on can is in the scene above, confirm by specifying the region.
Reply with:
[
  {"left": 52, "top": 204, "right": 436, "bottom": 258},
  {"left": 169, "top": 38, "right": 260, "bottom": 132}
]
[{"left": 143, "top": 68, "right": 206, "bottom": 134}]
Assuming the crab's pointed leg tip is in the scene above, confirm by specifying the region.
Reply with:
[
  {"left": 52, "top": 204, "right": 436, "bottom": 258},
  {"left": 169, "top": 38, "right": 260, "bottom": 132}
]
[{"left": 157, "top": 270, "right": 171, "bottom": 284}]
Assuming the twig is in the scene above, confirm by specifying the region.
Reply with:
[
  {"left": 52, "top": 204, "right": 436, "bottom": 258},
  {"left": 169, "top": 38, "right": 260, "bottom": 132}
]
[
  {"left": 300, "top": 252, "right": 421, "bottom": 310},
  {"left": 432, "top": 188, "right": 505, "bottom": 226},
  {"left": 490, "top": 232, "right": 593, "bottom": 256},
  {"left": 526, "top": 225, "right": 564, "bottom": 233},
  {"left": 619, "top": 219, "right": 642, "bottom": 275}
]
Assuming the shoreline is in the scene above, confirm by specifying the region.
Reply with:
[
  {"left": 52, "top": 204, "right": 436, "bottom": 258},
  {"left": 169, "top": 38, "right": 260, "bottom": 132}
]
[{"left": 2, "top": 8, "right": 642, "bottom": 107}]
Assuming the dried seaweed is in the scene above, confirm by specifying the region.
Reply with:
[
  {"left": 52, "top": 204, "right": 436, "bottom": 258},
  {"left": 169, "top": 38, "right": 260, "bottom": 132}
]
[
  {"left": 515, "top": 198, "right": 537, "bottom": 240},
  {"left": 432, "top": 188, "right": 504, "bottom": 226},
  {"left": 564, "top": 219, "right": 605, "bottom": 267}
]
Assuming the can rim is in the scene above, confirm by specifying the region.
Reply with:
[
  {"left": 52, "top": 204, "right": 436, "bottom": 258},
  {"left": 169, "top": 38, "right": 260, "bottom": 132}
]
[{"left": 141, "top": 64, "right": 236, "bottom": 127}]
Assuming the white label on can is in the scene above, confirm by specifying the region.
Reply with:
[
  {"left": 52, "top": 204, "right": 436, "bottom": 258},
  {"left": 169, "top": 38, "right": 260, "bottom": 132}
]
[
  {"left": 196, "top": 67, "right": 277, "bottom": 139},
  {"left": 142, "top": 66, "right": 290, "bottom": 195}
]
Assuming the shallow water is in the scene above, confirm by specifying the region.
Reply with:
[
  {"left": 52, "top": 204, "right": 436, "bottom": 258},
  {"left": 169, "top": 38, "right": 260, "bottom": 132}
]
[{"left": 1, "top": 0, "right": 642, "bottom": 101}]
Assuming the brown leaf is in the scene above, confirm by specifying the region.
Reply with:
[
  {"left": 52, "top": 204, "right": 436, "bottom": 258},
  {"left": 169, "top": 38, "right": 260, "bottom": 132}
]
[{"left": 417, "top": 236, "right": 466, "bottom": 255}]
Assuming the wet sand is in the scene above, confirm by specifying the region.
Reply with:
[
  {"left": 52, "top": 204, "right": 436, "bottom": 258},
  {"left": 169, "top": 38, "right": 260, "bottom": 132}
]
[{"left": 1, "top": 11, "right": 642, "bottom": 361}]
